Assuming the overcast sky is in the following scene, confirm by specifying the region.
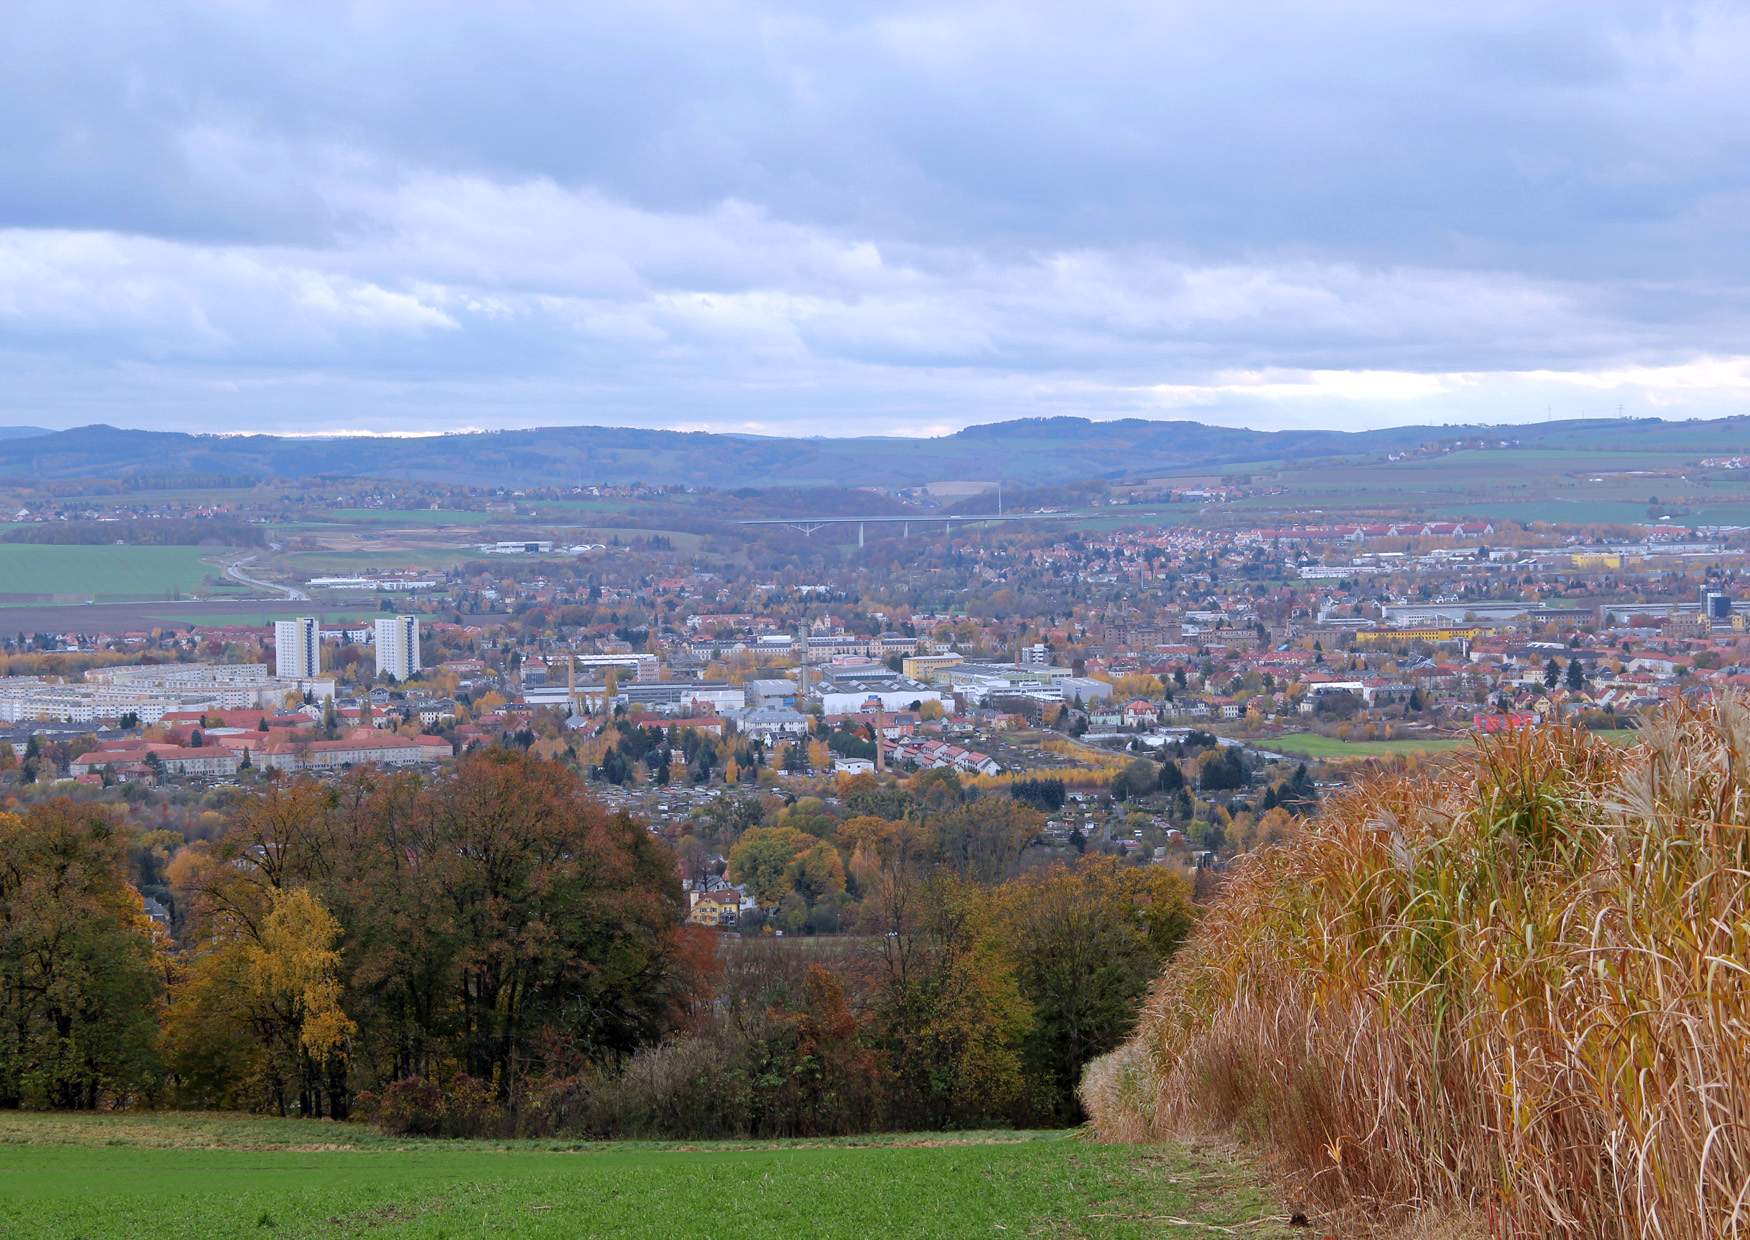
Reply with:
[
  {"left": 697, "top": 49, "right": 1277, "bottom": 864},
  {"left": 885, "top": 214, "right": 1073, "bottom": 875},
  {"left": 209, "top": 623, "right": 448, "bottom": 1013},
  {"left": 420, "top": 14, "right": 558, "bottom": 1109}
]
[{"left": 4, "top": 1, "right": 1750, "bottom": 437}]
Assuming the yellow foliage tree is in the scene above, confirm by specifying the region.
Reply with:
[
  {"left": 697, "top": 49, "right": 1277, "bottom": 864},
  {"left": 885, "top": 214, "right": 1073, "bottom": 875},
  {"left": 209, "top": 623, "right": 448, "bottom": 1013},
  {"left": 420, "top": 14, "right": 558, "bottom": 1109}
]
[
  {"left": 529, "top": 736, "right": 569, "bottom": 762},
  {"left": 1111, "top": 672, "right": 1165, "bottom": 700},
  {"left": 785, "top": 840, "right": 848, "bottom": 902},
  {"left": 165, "top": 881, "right": 355, "bottom": 1116},
  {"left": 250, "top": 886, "right": 355, "bottom": 1067}
]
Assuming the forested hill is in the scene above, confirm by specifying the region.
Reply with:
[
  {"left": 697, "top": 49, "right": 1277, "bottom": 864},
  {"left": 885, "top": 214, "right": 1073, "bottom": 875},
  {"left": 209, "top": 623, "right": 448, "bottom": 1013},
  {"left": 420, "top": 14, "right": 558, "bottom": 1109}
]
[{"left": 0, "top": 414, "right": 1746, "bottom": 488}]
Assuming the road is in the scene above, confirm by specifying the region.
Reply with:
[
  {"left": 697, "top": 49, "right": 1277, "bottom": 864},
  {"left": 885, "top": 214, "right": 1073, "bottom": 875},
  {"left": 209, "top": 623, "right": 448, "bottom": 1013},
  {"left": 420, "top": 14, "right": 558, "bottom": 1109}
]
[{"left": 223, "top": 554, "right": 307, "bottom": 601}]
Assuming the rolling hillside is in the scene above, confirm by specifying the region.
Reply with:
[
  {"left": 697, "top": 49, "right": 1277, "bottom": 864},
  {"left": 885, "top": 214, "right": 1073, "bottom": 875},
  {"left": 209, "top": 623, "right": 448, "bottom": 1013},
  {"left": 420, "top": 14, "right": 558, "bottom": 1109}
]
[{"left": 1, "top": 414, "right": 1746, "bottom": 490}]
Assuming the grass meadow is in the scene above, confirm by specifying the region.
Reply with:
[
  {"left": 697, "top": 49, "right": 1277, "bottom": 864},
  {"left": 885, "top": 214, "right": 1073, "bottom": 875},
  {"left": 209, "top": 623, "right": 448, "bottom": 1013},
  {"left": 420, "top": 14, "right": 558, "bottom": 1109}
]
[{"left": 0, "top": 1113, "right": 1297, "bottom": 1239}]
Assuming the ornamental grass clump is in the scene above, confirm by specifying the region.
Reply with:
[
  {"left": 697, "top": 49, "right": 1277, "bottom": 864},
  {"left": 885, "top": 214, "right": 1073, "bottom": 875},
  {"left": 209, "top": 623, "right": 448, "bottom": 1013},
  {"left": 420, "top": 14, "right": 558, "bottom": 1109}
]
[{"left": 1082, "top": 696, "right": 1750, "bottom": 1238}]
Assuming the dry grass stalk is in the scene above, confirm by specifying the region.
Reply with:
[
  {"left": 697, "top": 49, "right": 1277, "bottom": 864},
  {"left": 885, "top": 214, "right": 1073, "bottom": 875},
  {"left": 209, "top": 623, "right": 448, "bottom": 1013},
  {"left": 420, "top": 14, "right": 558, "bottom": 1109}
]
[{"left": 1082, "top": 696, "right": 1750, "bottom": 1239}]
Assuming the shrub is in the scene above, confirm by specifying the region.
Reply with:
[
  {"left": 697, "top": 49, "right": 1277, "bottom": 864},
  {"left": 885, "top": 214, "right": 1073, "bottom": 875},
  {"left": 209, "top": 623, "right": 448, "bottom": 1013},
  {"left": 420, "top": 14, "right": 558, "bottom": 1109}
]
[
  {"left": 544, "top": 1035, "right": 748, "bottom": 1140},
  {"left": 1083, "top": 698, "right": 1750, "bottom": 1239},
  {"left": 363, "top": 1070, "right": 505, "bottom": 1138}
]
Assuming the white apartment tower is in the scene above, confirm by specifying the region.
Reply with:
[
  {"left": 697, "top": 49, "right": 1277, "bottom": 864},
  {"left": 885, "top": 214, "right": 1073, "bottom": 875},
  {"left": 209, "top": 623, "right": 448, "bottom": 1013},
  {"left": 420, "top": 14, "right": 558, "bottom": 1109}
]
[
  {"left": 374, "top": 616, "right": 422, "bottom": 681},
  {"left": 274, "top": 617, "right": 321, "bottom": 679}
]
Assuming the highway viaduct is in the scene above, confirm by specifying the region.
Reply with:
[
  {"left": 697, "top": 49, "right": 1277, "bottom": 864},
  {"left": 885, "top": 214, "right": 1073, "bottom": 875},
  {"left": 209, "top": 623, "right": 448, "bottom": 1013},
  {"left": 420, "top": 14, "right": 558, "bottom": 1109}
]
[{"left": 734, "top": 512, "right": 1064, "bottom": 546}]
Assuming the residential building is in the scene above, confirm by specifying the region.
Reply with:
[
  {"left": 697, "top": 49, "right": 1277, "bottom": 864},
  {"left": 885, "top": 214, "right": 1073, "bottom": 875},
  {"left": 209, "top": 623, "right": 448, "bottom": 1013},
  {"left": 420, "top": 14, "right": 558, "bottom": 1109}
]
[
  {"left": 375, "top": 616, "right": 421, "bottom": 681},
  {"left": 274, "top": 617, "right": 321, "bottom": 679},
  {"left": 243, "top": 731, "right": 450, "bottom": 772}
]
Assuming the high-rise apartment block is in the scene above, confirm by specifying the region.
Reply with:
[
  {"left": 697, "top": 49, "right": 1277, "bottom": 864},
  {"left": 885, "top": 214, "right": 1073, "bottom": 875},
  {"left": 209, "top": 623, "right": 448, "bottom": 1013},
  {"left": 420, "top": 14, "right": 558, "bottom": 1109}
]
[
  {"left": 273, "top": 617, "right": 321, "bottom": 679},
  {"left": 374, "top": 616, "right": 421, "bottom": 681}
]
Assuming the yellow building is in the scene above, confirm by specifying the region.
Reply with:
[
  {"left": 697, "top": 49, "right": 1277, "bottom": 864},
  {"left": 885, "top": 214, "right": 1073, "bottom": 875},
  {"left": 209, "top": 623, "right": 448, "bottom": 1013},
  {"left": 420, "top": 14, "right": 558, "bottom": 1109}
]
[
  {"left": 1354, "top": 627, "right": 1483, "bottom": 646},
  {"left": 902, "top": 653, "right": 965, "bottom": 682},
  {"left": 686, "top": 891, "right": 741, "bottom": 928}
]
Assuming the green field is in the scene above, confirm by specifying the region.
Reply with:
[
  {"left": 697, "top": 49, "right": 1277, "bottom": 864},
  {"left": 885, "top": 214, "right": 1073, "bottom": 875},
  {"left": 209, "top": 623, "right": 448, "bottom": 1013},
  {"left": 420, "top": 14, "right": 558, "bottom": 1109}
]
[
  {"left": 0, "top": 1114, "right": 1295, "bottom": 1239},
  {"left": 287, "top": 549, "right": 482, "bottom": 574},
  {"left": 0, "top": 545, "right": 218, "bottom": 601},
  {"left": 1264, "top": 728, "right": 1641, "bottom": 760},
  {"left": 1262, "top": 731, "right": 1471, "bottom": 759},
  {"left": 314, "top": 508, "right": 497, "bottom": 526},
  {"left": 1203, "top": 443, "right": 1750, "bottom": 528}
]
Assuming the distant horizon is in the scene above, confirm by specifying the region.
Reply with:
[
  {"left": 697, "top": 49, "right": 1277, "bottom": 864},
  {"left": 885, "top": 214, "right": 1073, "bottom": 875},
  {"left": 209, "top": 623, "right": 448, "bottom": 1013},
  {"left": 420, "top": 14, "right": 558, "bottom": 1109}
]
[{"left": 2, "top": 407, "right": 1746, "bottom": 445}]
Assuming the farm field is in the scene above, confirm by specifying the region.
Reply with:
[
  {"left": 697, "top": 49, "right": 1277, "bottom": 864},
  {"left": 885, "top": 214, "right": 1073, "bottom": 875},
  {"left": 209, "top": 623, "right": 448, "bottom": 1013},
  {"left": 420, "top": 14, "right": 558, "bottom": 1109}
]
[
  {"left": 0, "top": 1113, "right": 1298, "bottom": 1240},
  {"left": 0, "top": 545, "right": 217, "bottom": 602}
]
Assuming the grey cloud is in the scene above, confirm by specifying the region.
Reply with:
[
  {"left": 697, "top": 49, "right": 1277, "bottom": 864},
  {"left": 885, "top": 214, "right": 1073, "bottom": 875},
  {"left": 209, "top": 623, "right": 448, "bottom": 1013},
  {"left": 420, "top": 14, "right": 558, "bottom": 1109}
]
[{"left": 3, "top": 1, "right": 1750, "bottom": 433}]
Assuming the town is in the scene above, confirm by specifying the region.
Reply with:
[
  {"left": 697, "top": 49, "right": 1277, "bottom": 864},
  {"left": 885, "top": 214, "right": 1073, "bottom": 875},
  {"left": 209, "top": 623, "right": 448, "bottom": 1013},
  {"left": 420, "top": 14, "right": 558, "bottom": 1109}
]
[{"left": 3, "top": 464, "right": 1746, "bottom": 939}]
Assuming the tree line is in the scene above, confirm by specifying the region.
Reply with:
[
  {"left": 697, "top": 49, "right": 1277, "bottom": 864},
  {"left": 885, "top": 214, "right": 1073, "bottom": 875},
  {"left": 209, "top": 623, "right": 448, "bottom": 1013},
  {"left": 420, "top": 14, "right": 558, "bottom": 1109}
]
[
  {"left": 0, "top": 519, "right": 266, "bottom": 546},
  {"left": 0, "top": 748, "right": 1194, "bottom": 1136}
]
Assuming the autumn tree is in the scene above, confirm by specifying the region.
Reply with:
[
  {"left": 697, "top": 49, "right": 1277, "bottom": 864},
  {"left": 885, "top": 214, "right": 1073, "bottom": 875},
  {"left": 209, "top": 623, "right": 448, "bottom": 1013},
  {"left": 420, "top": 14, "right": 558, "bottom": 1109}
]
[
  {"left": 930, "top": 797, "right": 1042, "bottom": 884},
  {"left": 992, "top": 859, "right": 1194, "bottom": 1121},
  {"left": 907, "top": 767, "right": 966, "bottom": 820},
  {"left": 0, "top": 802, "right": 166, "bottom": 1109},
  {"left": 728, "top": 826, "right": 815, "bottom": 906},
  {"left": 165, "top": 882, "right": 355, "bottom": 1117},
  {"left": 380, "top": 750, "right": 687, "bottom": 1098},
  {"left": 784, "top": 841, "right": 847, "bottom": 904},
  {"left": 1108, "top": 758, "right": 1160, "bottom": 801},
  {"left": 746, "top": 966, "right": 879, "bottom": 1135},
  {"left": 170, "top": 751, "right": 694, "bottom": 1115},
  {"left": 873, "top": 873, "right": 1029, "bottom": 1129}
]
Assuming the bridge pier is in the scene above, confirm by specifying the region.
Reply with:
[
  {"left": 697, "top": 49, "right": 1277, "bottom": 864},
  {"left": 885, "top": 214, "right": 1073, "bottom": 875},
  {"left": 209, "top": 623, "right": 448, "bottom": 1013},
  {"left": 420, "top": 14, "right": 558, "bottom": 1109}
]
[{"left": 858, "top": 522, "right": 864, "bottom": 549}]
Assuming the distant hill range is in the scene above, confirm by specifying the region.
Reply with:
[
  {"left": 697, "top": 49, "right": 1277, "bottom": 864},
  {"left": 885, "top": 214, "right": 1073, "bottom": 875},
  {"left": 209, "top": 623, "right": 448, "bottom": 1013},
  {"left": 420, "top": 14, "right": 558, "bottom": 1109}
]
[{"left": 0, "top": 416, "right": 1746, "bottom": 488}]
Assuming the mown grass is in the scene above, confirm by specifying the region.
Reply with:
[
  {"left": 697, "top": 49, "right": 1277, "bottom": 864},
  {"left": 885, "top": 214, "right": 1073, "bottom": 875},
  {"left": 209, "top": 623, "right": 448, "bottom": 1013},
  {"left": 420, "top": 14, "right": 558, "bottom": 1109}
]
[
  {"left": 0, "top": 1113, "right": 1296, "bottom": 1239},
  {"left": 1084, "top": 703, "right": 1750, "bottom": 1238}
]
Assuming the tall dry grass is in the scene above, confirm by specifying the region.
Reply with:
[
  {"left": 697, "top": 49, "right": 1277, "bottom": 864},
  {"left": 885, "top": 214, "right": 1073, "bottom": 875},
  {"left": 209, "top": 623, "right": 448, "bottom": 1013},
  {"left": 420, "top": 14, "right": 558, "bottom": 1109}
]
[{"left": 1082, "top": 696, "right": 1750, "bottom": 1237}]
